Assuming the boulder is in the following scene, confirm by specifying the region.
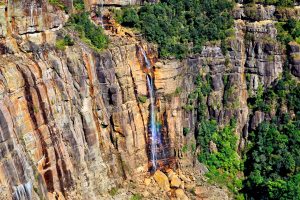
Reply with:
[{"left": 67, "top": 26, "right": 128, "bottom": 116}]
[
  {"left": 166, "top": 169, "right": 175, "bottom": 180},
  {"left": 175, "top": 189, "right": 189, "bottom": 200},
  {"left": 153, "top": 170, "right": 170, "bottom": 191},
  {"left": 170, "top": 175, "right": 182, "bottom": 188}
]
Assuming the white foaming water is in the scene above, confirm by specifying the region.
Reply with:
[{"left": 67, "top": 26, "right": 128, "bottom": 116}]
[
  {"left": 141, "top": 47, "right": 163, "bottom": 171},
  {"left": 141, "top": 48, "right": 151, "bottom": 69},
  {"left": 99, "top": 0, "right": 104, "bottom": 29},
  {"left": 146, "top": 75, "right": 158, "bottom": 171},
  {"left": 28, "top": 2, "right": 36, "bottom": 32},
  {"left": 12, "top": 181, "right": 32, "bottom": 200},
  {"left": 30, "top": 3, "right": 34, "bottom": 26}
]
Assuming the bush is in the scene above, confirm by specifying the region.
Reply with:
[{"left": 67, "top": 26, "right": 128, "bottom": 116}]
[
  {"left": 109, "top": 187, "right": 118, "bottom": 196},
  {"left": 73, "top": 0, "right": 85, "bottom": 12},
  {"left": 49, "top": 0, "right": 66, "bottom": 10},
  {"left": 130, "top": 194, "right": 143, "bottom": 200},
  {"left": 138, "top": 95, "right": 147, "bottom": 103},
  {"left": 175, "top": 87, "right": 183, "bottom": 95},
  {"left": 183, "top": 127, "right": 190, "bottom": 136},
  {"left": 55, "top": 35, "right": 74, "bottom": 50}
]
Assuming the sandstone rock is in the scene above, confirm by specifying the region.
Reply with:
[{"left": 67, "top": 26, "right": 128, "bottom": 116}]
[
  {"left": 194, "top": 187, "right": 202, "bottom": 196},
  {"left": 209, "top": 141, "right": 218, "bottom": 153},
  {"left": 153, "top": 170, "right": 171, "bottom": 191},
  {"left": 170, "top": 175, "right": 182, "bottom": 188},
  {"left": 166, "top": 169, "right": 175, "bottom": 180},
  {"left": 178, "top": 171, "right": 191, "bottom": 183},
  {"left": 144, "top": 178, "right": 151, "bottom": 186},
  {"left": 185, "top": 183, "right": 195, "bottom": 192},
  {"left": 143, "top": 191, "right": 150, "bottom": 197},
  {"left": 175, "top": 189, "right": 189, "bottom": 200}
]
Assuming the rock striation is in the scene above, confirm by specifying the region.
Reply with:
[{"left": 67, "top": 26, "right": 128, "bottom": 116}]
[{"left": 0, "top": 1, "right": 298, "bottom": 200}]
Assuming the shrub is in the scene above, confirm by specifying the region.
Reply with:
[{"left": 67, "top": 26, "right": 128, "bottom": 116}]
[
  {"left": 55, "top": 35, "right": 74, "bottom": 50},
  {"left": 73, "top": 0, "right": 85, "bottom": 12},
  {"left": 109, "top": 187, "right": 118, "bottom": 196},
  {"left": 175, "top": 87, "right": 183, "bottom": 95},
  {"left": 130, "top": 194, "right": 143, "bottom": 200},
  {"left": 182, "top": 145, "right": 188, "bottom": 153},
  {"left": 49, "top": 0, "right": 65, "bottom": 10},
  {"left": 183, "top": 127, "right": 190, "bottom": 136},
  {"left": 138, "top": 95, "right": 147, "bottom": 103}
]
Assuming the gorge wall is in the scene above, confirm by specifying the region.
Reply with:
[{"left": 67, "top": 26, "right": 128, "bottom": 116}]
[{"left": 0, "top": 0, "right": 299, "bottom": 200}]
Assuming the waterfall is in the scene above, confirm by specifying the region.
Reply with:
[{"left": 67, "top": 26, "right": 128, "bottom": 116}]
[
  {"left": 146, "top": 75, "right": 158, "bottom": 170},
  {"left": 12, "top": 181, "right": 32, "bottom": 200},
  {"left": 28, "top": 2, "right": 35, "bottom": 32},
  {"left": 141, "top": 48, "right": 151, "bottom": 68},
  {"left": 30, "top": 2, "right": 34, "bottom": 26},
  {"left": 141, "top": 47, "right": 163, "bottom": 171},
  {"left": 99, "top": 0, "right": 104, "bottom": 29}
]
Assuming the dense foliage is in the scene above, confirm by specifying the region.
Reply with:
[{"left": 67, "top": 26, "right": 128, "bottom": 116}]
[
  {"left": 116, "top": 0, "right": 235, "bottom": 58},
  {"left": 68, "top": 13, "right": 108, "bottom": 50},
  {"left": 185, "top": 75, "right": 243, "bottom": 198},
  {"left": 73, "top": 0, "right": 85, "bottom": 12},
  {"left": 276, "top": 19, "right": 300, "bottom": 45},
  {"left": 244, "top": 72, "right": 300, "bottom": 199}
]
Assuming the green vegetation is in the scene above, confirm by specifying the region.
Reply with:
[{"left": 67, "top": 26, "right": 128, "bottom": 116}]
[
  {"left": 175, "top": 87, "right": 183, "bottom": 95},
  {"left": 198, "top": 120, "right": 243, "bottom": 196},
  {"left": 138, "top": 95, "right": 147, "bottom": 103},
  {"left": 130, "top": 193, "right": 143, "bottom": 200},
  {"left": 115, "top": 0, "right": 235, "bottom": 58},
  {"left": 182, "top": 145, "right": 188, "bottom": 153},
  {"left": 109, "top": 187, "right": 118, "bottom": 196},
  {"left": 49, "top": 0, "right": 66, "bottom": 10},
  {"left": 55, "top": 35, "right": 74, "bottom": 50},
  {"left": 244, "top": 72, "right": 300, "bottom": 199},
  {"left": 67, "top": 13, "right": 108, "bottom": 51},
  {"left": 184, "top": 74, "right": 243, "bottom": 196},
  {"left": 276, "top": 19, "right": 300, "bottom": 45},
  {"left": 183, "top": 127, "right": 190, "bottom": 136},
  {"left": 73, "top": 0, "right": 85, "bottom": 12}
]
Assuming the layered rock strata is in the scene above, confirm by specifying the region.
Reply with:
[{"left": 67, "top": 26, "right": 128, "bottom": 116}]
[{"left": 0, "top": 1, "right": 298, "bottom": 200}]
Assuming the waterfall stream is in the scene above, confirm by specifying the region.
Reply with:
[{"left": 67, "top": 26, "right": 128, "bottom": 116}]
[
  {"left": 12, "top": 181, "right": 32, "bottom": 200},
  {"left": 28, "top": 2, "right": 35, "bottom": 32},
  {"left": 141, "top": 47, "right": 164, "bottom": 172},
  {"left": 99, "top": 0, "right": 104, "bottom": 29}
]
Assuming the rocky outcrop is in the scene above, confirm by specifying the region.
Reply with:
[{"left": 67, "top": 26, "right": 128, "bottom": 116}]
[
  {"left": 289, "top": 41, "right": 300, "bottom": 78},
  {"left": 0, "top": 0, "right": 66, "bottom": 37},
  {"left": 233, "top": 3, "right": 300, "bottom": 21}
]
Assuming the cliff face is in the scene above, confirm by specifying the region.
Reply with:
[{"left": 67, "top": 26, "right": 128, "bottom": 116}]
[
  {"left": 0, "top": 1, "right": 181, "bottom": 198},
  {"left": 0, "top": 1, "right": 299, "bottom": 200}
]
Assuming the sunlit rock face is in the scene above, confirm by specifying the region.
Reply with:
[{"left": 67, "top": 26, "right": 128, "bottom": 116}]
[
  {"left": 0, "top": 0, "right": 66, "bottom": 37},
  {"left": 0, "top": 1, "right": 293, "bottom": 200},
  {"left": 0, "top": 5, "right": 183, "bottom": 196}
]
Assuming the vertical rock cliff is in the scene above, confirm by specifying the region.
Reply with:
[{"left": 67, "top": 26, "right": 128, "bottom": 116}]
[{"left": 0, "top": 1, "right": 299, "bottom": 200}]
